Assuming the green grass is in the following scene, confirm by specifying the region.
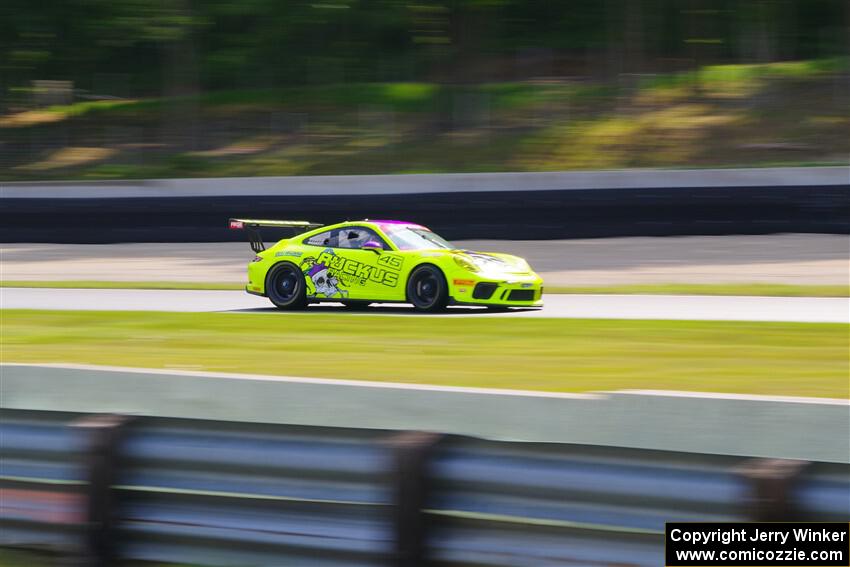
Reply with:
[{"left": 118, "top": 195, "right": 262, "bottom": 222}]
[
  {"left": 2, "top": 280, "right": 847, "bottom": 297},
  {"left": 0, "top": 550, "right": 54, "bottom": 567},
  {"left": 0, "top": 548, "right": 184, "bottom": 567},
  {"left": 2, "top": 310, "right": 847, "bottom": 397}
]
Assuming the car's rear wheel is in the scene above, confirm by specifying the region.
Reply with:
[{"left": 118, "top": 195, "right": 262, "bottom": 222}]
[
  {"left": 266, "top": 262, "right": 307, "bottom": 310},
  {"left": 407, "top": 264, "right": 448, "bottom": 312}
]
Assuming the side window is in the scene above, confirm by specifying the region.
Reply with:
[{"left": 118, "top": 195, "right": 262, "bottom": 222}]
[
  {"left": 303, "top": 229, "right": 338, "bottom": 247},
  {"left": 336, "top": 227, "right": 387, "bottom": 250}
]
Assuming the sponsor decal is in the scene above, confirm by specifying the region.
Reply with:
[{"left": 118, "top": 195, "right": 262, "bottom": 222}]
[
  {"left": 300, "top": 248, "right": 400, "bottom": 297},
  {"left": 521, "top": 283, "right": 533, "bottom": 288},
  {"left": 319, "top": 250, "right": 400, "bottom": 287},
  {"left": 276, "top": 250, "right": 303, "bottom": 258},
  {"left": 301, "top": 254, "right": 347, "bottom": 298}
]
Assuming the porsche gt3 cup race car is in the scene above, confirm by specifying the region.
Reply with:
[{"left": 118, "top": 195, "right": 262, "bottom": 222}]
[{"left": 230, "top": 218, "right": 543, "bottom": 312}]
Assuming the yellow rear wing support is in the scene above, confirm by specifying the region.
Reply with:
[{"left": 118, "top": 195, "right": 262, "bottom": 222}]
[{"left": 229, "top": 218, "right": 322, "bottom": 253}]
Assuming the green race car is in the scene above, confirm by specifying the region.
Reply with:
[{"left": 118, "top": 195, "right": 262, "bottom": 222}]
[{"left": 230, "top": 218, "right": 543, "bottom": 312}]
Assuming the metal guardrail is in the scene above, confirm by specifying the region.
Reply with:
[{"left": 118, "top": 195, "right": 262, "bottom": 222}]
[
  {"left": 425, "top": 438, "right": 747, "bottom": 566},
  {"left": 797, "top": 463, "right": 850, "bottom": 523},
  {"left": 116, "top": 417, "right": 395, "bottom": 566},
  {"left": 1, "top": 410, "right": 88, "bottom": 550},
  {"left": 1, "top": 408, "right": 848, "bottom": 566}
]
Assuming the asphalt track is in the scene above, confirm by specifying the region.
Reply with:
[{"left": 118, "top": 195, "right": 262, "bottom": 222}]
[
  {"left": 4, "top": 234, "right": 848, "bottom": 285},
  {"left": 2, "top": 287, "right": 847, "bottom": 322}
]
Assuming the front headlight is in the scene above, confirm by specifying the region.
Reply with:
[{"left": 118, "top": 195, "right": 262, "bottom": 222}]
[{"left": 453, "top": 255, "right": 479, "bottom": 272}]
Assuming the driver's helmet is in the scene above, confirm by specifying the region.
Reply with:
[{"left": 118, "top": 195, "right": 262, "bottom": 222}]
[{"left": 340, "top": 229, "right": 368, "bottom": 249}]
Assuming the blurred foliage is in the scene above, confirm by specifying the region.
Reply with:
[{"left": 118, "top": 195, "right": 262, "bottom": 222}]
[
  {"left": 1, "top": 58, "right": 846, "bottom": 180},
  {"left": 1, "top": 0, "right": 847, "bottom": 96},
  {"left": 1, "top": 1, "right": 847, "bottom": 178}
]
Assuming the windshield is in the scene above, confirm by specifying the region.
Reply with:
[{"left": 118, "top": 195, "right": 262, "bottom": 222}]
[{"left": 385, "top": 227, "right": 456, "bottom": 251}]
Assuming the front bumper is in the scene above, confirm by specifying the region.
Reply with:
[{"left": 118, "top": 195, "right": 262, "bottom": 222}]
[{"left": 448, "top": 274, "right": 544, "bottom": 307}]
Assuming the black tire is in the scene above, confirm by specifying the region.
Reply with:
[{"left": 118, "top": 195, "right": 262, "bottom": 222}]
[
  {"left": 406, "top": 264, "right": 448, "bottom": 312},
  {"left": 341, "top": 300, "right": 373, "bottom": 310},
  {"left": 266, "top": 262, "right": 307, "bottom": 310}
]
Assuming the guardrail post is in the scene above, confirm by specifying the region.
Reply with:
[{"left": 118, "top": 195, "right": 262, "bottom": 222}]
[
  {"left": 737, "top": 458, "right": 810, "bottom": 521},
  {"left": 385, "top": 431, "right": 444, "bottom": 567},
  {"left": 72, "top": 414, "right": 135, "bottom": 567}
]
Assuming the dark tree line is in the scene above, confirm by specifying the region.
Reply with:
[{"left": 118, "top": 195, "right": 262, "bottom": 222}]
[{"left": 1, "top": 0, "right": 847, "bottom": 99}]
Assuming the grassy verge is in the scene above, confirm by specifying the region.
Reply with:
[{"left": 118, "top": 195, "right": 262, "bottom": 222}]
[
  {"left": 0, "top": 548, "right": 181, "bottom": 567},
  {"left": 0, "top": 550, "right": 56, "bottom": 567},
  {"left": 2, "top": 280, "right": 848, "bottom": 297},
  {"left": 2, "top": 310, "right": 847, "bottom": 397}
]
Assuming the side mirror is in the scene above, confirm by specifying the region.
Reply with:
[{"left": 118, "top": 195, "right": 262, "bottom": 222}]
[{"left": 361, "top": 241, "right": 383, "bottom": 253}]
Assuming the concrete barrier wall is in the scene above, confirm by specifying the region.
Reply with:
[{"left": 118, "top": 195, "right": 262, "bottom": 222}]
[
  {"left": 2, "top": 167, "right": 848, "bottom": 241},
  {"left": 4, "top": 167, "right": 849, "bottom": 198},
  {"left": 2, "top": 364, "right": 847, "bottom": 463}
]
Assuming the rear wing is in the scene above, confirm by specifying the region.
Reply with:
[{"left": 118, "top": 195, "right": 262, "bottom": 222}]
[{"left": 229, "top": 218, "right": 322, "bottom": 253}]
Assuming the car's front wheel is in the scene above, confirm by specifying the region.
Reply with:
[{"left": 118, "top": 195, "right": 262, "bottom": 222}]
[
  {"left": 266, "top": 262, "right": 307, "bottom": 310},
  {"left": 406, "top": 264, "right": 448, "bottom": 312}
]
